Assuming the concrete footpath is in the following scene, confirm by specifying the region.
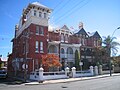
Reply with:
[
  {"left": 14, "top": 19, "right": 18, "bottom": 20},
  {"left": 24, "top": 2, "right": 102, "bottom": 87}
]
[{"left": 24, "top": 73, "right": 120, "bottom": 85}]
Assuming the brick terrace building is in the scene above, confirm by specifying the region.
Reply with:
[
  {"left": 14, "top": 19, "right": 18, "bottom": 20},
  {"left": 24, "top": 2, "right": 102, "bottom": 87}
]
[{"left": 8, "top": 2, "right": 102, "bottom": 77}]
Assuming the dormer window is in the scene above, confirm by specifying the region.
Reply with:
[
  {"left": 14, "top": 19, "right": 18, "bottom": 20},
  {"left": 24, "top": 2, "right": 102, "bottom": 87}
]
[
  {"left": 34, "top": 10, "right": 37, "bottom": 16},
  {"left": 44, "top": 13, "right": 46, "bottom": 18}
]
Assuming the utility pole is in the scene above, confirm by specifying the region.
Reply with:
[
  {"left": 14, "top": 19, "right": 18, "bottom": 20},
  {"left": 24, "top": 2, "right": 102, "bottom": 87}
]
[
  {"left": 109, "top": 27, "right": 120, "bottom": 76},
  {"left": 22, "top": 31, "right": 29, "bottom": 82}
]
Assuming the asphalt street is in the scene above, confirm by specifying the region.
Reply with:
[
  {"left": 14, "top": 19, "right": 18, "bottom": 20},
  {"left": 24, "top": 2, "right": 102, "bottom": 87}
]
[{"left": 0, "top": 75, "right": 120, "bottom": 90}]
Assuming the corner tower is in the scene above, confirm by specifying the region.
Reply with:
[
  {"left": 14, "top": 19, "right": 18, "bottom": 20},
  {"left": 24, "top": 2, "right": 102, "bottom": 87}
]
[{"left": 11, "top": 2, "right": 52, "bottom": 74}]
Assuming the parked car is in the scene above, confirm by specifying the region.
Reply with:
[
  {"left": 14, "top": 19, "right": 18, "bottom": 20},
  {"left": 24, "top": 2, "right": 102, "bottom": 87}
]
[{"left": 0, "top": 70, "right": 7, "bottom": 78}]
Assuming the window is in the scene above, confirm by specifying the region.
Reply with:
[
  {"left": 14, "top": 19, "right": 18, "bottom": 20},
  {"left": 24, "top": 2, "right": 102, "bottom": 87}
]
[
  {"left": 35, "top": 59, "right": 39, "bottom": 69},
  {"left": 48, "top": 45, "right": 57, "bottom": 53},
  {"left": 40, "top": 41, "right": 43, "bottom": 52},
  {"left": 35, "top": 41, "right": 39, "bottom": 53},
  {"left": 44, "top": 13, "right": 46, "bottom": 18},
  {"left": 82, "top": 38, "right": 85, "bottom": 45},
  {"left": 39, "top": 12, "right": 42, "bottom": 17},
  {"left": 96, "top": 41, "right": 99, "bottom": 46},
  {"left": 34, "top": 10, "right": 37, "bottom": 16},
  {"left": 67, "top": 47, "right": 73, "bottom": 54},
  {"left": 61, "top": 48, "right": 64, "bottom": 54},
  {"left": 40, "top": 27, "right": 44, "bottom": 35},
  {"left": 61, "top": 34, "right": 64, "bottom": 42},
  {"left": 94, "top": 40, "right": 96, "bottom": 46},
  {"left": 65, "top": 34, "right": 68, "bottom": 42},
  {"left": 36, "top": 26, "right": 39, "bottom": 35}
]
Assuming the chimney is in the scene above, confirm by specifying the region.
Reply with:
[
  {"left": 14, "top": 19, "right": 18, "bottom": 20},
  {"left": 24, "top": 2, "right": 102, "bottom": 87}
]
[
  {"left": 79, "top": 22, "right": 83, "bottom": 30},
  {"left": 15, "top": 24, "right": 18, "bottom": 38}
]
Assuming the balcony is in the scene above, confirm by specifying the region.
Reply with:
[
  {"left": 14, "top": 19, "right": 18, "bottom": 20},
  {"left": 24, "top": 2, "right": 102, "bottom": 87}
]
[
  {"left": 48, "top": 53, "right": 59, "bottom": 56},
  {"left": 60, "top": 54, "right": 74, "bottom": 61}
]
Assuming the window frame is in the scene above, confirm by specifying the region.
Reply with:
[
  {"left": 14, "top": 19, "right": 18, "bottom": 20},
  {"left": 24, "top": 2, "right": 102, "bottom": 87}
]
[
  {"left": 39, "top": 27, "right": 44, "bottom": 35},
  {"left": 35, "top": 41, "right": 39, "bottom": 53},
  {"left": 40, "top": 41, "right": 43, "bottom": 53},
  {"left": 36, "top": 26, "right": 39, "bottom": 35},
  {"left": 34, "top": 10, "right": 37, "bottom": 16}
]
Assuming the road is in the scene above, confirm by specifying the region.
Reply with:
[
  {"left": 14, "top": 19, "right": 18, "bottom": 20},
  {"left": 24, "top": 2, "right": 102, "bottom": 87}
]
[{"left": 0, "top": 75, "right": 120, "bottom": 90}]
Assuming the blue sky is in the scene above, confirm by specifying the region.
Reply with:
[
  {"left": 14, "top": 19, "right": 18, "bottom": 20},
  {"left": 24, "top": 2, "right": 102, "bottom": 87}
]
[{"left": 0, "top": 0, "right": 120, "bottom": 60}]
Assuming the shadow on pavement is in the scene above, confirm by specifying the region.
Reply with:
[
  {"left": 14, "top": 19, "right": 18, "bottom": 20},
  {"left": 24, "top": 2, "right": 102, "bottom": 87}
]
[{"left": 0, "top": 77, "right": 24, "bottom": 85}]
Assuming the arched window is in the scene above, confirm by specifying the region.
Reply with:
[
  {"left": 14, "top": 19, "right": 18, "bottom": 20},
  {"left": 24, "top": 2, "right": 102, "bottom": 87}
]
[
  {"left": 67, "top": 47, "right": 73, "bottom": 54},
  {"left": 61, "top": 48, "right": 64, "bottom": 54},
  {"left": 48, "top": 45, "right": 57, "bottom": 53}
]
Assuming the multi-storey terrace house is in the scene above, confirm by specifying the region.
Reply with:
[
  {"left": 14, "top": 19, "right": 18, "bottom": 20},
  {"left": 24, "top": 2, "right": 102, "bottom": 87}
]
[{"left": 7, "top": 2, "right": 102, "bottom": 77}]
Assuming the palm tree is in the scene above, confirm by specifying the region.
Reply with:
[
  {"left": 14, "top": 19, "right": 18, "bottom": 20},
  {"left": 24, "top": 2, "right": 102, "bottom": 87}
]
[
  {"left": 102, "top": 35, "right": 120, "bottom": 57},
  {"left": 102, "top": 35, "right": 120, "bottom": 74}
]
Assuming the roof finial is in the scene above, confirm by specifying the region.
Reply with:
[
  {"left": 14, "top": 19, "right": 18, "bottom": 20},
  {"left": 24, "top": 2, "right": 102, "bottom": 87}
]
[{"left": 79, "top": 22, "right": 83, "bottom": 29}]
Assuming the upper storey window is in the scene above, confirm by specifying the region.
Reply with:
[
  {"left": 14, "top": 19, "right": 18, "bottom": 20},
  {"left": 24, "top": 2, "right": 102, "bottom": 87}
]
[
  {"left": 36, "top": 26, "right": 39, "bottom": 35},
  {"left": 61, "top": 34, "right": 64, "bottom": 42},
  {"left": 44, "top": 13, "right": 47, "bottom": 18},
  {"left": 65, "top": 34, "right": 68, "bottom": 42},
  {"left": 82, "top": 38, "right": 85, "bottom": 46},
  {"left": 40, "top": 27, "right": 44, "bottom": 35},
  {"left": 34, "top": 10, "right": 37, "bottom": 16},
  {"left": 39, "top": 12, "right": 42, "bottom": 17},
  {"left": 35, "top": 41, "right": 39, "bottom": 53},
  {"left": 36, "top": 26, "right": 44, "bottom": 35}
]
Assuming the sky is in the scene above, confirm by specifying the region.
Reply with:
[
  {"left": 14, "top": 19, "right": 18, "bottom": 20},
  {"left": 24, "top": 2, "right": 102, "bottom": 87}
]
[{"left": 0, "top": 0, "right": 120, "bottom": 61}]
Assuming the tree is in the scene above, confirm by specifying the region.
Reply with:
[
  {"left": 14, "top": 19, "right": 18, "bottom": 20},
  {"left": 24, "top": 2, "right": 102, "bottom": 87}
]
[
  {"left": 75, "top": 50, "right": 80, "bottom": 70},
  {"left": 112, "top": 56, "right": 120, "bottom": 66},
  {"left": 93, "top": 46, "right": 106, "bottom": 66},
  {"left": 41, "top": 54, "right": 61, "bottom": 71},
  {"left": 102, "top": 35, "right": 120, "bottom": 71},
  {"left": 102, "top": 35, "right": 120, "bottom": 57}
]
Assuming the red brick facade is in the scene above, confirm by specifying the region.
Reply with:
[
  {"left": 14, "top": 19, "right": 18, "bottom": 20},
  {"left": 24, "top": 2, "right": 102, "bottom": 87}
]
[{"left": 7, "top": 2, "right": 103, "bottom": 78}]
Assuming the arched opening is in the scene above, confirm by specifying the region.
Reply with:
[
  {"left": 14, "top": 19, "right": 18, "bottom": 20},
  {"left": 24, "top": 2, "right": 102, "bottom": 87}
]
[
  {"left": 48, "top": 45, "right": 57, "bottom": 53},
  {"left": 67, "top": 47, "right": 73, "bottom": 54},
  {"left": 61, "top": 48, "right": 65, "bottom": 54}
]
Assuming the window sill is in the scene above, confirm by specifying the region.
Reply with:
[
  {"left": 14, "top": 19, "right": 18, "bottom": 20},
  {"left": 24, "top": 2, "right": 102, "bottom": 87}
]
[
  {"left": 40, "top": 51, "right": 44, "bottom": 53},
  {"left": 35, "top": 51, "right": 39, "bottom": 53}
]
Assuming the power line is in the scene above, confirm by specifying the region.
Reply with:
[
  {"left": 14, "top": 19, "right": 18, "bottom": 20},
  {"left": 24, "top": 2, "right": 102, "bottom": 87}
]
[
  {"left": 49, "top": 0, "right": 84, "bottom": 27},
  {"left": 54, "top": 0, "right": 91, "bottom": 24},
  {"left": 51, "top": 0, "right": 72, "bottom": 16},
  {"left": 53, "top": 0, "right": 64, "bottom": 10}
]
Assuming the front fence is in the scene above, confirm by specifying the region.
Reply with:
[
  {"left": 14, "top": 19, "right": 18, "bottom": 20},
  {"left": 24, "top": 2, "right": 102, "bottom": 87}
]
[
  {"left": 30, "top": 68, "right": 69, "bottom": 81},
  {"left": 30, "top": 65, "right": 116, "bottom": 82},
  {"left": 30, "top": 66, "right": 94, "bottom": 81}
]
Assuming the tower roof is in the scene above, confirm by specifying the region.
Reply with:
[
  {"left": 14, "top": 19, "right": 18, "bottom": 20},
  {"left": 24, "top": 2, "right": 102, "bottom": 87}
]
[
  {"left": 23, "top": 2, "right": 52, "bottom": 14},
  {"left": 61, "top": 25, "right": 69, "bottom": 31},
  {"left": 31, "top": 2, "right": 49, "bottom": 9}
]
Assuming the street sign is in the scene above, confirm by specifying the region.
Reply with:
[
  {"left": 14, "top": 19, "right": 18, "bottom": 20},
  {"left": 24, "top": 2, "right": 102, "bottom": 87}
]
[
  {"left": 79, "top": 62, "right": 83, "bottom": 66},
  {"left": 22, "top": 64, "right": 28, "bottom": 69}
]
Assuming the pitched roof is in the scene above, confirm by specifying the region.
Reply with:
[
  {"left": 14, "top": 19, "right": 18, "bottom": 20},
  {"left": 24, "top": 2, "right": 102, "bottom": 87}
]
[
  {"left": 88, "top": 31, "right": 101, "bottom": 38},
  {"left": 93, "top": 31, "right": 101, "bottom": 38},
  {"left": 75, "top": 28, "right": 88, "bottom": 35},
  {"left": 61, "top": 25, "right": 69, "bottom": 30}
]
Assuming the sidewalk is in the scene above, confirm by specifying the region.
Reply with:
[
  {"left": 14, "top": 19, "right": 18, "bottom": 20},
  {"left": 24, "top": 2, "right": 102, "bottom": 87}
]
[{"left": 24, "top": 73, "right": 120, "bottom": 85}]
